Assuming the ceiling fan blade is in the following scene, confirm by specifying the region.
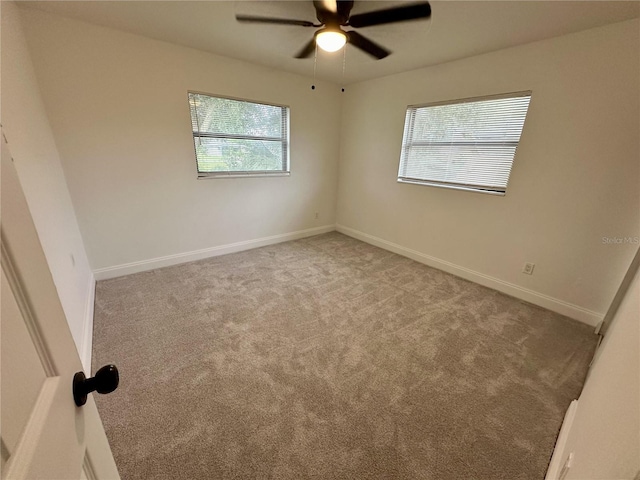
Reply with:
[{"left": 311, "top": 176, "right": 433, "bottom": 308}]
[
  {"left": 236, "top": 15, "right": 316, "bottom": 27},
  {"left": 346, "top": 31, "right": 390, "bottom": 60},
  {"left": 295, "top": 38, "right": 317, "bottom": 59},
  {"left": 348, "top": 2, "right": 431, "bottom": 28}
]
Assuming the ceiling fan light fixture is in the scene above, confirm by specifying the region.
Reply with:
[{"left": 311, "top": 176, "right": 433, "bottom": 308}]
[{"left": 316, "top": 30, "right": 347, "bottom": 52}]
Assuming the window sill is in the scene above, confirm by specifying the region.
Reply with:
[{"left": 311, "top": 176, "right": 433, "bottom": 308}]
[
  {"left": 397, "top": 178, "right": 506, "bottom": 196},
  {"left": 197, "top": 172, "right": 291, "bottom": 179}
]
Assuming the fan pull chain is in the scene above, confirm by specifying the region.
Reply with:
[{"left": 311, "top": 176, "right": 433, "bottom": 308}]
[
  {"left": 341, "top": 45, "right": 347, "bottom": 93},
  {"left": 311, "top": 43, "right": 318, "bottom": 90}
]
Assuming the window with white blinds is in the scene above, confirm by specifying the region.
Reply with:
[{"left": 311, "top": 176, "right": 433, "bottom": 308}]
[
  {"left": 398, "top": 91, "right": 532, "bottom": 194},
  {"left": 188, "top": 92, "right": 290, "bottom": 178}
]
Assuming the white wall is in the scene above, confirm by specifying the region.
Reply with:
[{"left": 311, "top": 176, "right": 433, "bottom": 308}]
[
  {"left": 18, "top": 7, "right": 342, "bottom": 274},
  {"left": 550, "top": 261, "right": 639, "bottom": 479},
  {"left": 1, "top": 1, "right": 95, "bottom": 372},
  {"left": 336, "top": 19, "right": 640, "bottom": 324}
]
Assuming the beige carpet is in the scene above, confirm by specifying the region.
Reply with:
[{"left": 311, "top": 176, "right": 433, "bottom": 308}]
[{"left": 93, "top": 232, "right": 597, "bottom": 479}]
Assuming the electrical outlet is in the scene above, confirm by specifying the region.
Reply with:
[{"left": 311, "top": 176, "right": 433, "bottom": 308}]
[{"left": 522, "top": 262, "right": 535, "bottom": 275}]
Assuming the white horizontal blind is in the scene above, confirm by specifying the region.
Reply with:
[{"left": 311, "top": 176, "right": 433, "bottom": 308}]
[
  {"left": 188, "top": 92, "right": 290, "bottom": 177},
  {"left": 398, "top": 92, "right": 532, "bottom": 194}
]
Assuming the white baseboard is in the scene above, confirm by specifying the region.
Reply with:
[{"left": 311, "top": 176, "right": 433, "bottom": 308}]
[
  {"left": 80, "top": 273, "right": 96, "bottom": 374},
  {"left": 336, "top": 224, "right": 603, "bottom": 326},
  {"left": 545, "top": 399, "right": 579, "bottom": 480},
  {"left": 93, "top": 225, "right": 336, "bottom": 281}
]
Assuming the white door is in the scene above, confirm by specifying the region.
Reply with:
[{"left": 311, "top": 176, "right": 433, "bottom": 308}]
[{"left": 1, "top": 137, "right": 120, "bottom": 479}]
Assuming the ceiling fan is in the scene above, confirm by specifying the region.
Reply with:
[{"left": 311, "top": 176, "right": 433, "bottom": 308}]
[{"left": 236, "top": 1, "right": 432, "bottom": 60}]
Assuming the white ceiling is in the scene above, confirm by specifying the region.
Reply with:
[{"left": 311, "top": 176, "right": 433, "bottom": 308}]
[{"left": 20, "top": 0, "right": 640, "bottom": 84}]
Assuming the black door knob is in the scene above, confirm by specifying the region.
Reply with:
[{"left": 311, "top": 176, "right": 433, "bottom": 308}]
[{"left": 73, "top": 364, "right": 119, "bottom": 407}]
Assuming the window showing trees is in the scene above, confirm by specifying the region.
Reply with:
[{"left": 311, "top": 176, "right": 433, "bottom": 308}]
[
  {"left": 188, "top": 92, "right": 290, "bottom": 177},
  {"left": 398, "top": 92, "right": 532, "bottom": 194}
]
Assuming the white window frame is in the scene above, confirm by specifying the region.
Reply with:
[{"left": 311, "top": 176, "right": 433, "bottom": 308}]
[
  {"left": 188, "top": 91, "right": 290, "bottom": 179},
  {"left": 397, "top": 91, "right": 532, "bottom": 195}
]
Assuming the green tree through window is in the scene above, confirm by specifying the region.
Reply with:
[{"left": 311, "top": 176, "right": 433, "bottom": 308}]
[
  {"left": 398, "top": 92, "right": 532, "bottom": 194},
  {"left": 188, "top": 93, "right": 290, "bottom": 177}
]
